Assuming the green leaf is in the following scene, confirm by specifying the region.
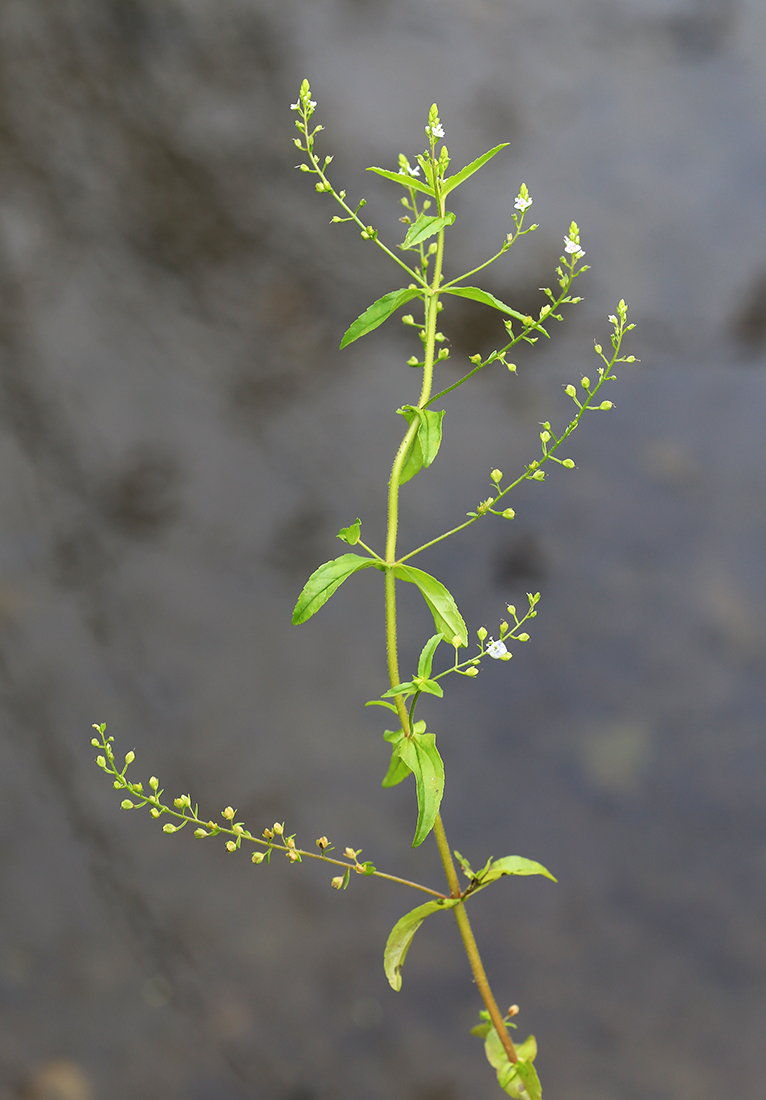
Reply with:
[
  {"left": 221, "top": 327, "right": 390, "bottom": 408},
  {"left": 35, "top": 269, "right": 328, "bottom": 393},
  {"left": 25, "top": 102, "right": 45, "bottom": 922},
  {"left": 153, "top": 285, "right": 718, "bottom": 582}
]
[
  {"left": 401, "top": 212, "right": 455, "bottom": 250},
  {"left": 398, "top": 405, "right": 445, "bottom": 469},
  {"left": 337, "top": 518, "right": 361, "bottom": 545},
  {"left": 395, "top": 731, "right": 445, "bottom": 847},
  {"left": 412, "top": 677, "right": 443, "bottom": 698},
  {"left": 383, "top": 897, "right": 459, "bottom": 990},
  {"left": 454, "top": 849, "right": 475, "bottom": 879},
  {"left": 441, "top": 285, "right": 547, "bottom": 333},
  {"left": 381, "top": 680, "right": 416, "bottom": 698},
  {"left": 382, "top": 754, "right": 411, "bottom": 788},
  {"left": 481, "top": 855, "right": 557, "bottom": 885},
  {"left": 292, "top": 554, "right": 378, "bottom": 624},
  {"left": 515, "top": 1061, "right": 541, "bottom": 1100},
  {"left": 365, "top": 699, "right": 399, "bottom": 713},
  {"left": 398, "top": 431, "right": 425, "bottom": 486},
  {"left": 484, "top": 1028, "right": 539, "bottom": 1099},
  {"left": 441, "top": 143, "right": 510, "bottom": 197},
  {"left": 417, "top": 634, "right": 442, "bottom": 680},
  {"left": 340, "top": 287, "right": 423, "bottom": 350},
  {"left": 393, "top": 563, "right": 468, "bottom": 647},
  {"left": 366, "top": 165, "right": 435, "bottom": 198}
]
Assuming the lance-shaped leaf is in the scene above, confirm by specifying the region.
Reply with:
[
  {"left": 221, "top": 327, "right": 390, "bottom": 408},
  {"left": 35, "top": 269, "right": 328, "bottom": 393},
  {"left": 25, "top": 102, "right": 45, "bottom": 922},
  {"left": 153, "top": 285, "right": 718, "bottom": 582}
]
[
  {"left": 398, "top": 405, "right": 445, "bottom": 469},
  {"left": 399, "top": 431, "right": 424, "bottom": 486},
  {"left": 412, "top": 676, "right": 443, "bottom": 698},
  {"left": 485, "top": 1028, "right": 540, "bottom": 1100},
  {"left": 382, "top": 752, "right": 411, "bottom": 787},
  {"left": 417, "top": 634, "right": 442, "bottom": 680},
  {"left": 393, "top": 564, "right": 468, "bottom": 647},
  {"left": 384, "top": 897, "right": 459, "bottom": 990},
  {"left": 366, "top": 165, "right": 435, "bottom": 198},
  {"left": 441, "top": 143, "right": 510, "bottom": 197},
  {"left": 340, "top": 287, "right": 424, "bottom": 350},
  {"left": 336, "top": 518, "right": 361, "bottom": 545},
  {"left": 480, "top": 855, "right": 557, "bottom": 885},
  {"left": 292, "top": 554, "right": 378, "bottom": 624},
  {"left": 401, "top": 211, "right": 455, "bottom": 250},
  {"left": 395, "top": 731, "right": 445, "bottom": 847},
  {"left": 441, "top": 286, "right": 548, "bottom": 334}
]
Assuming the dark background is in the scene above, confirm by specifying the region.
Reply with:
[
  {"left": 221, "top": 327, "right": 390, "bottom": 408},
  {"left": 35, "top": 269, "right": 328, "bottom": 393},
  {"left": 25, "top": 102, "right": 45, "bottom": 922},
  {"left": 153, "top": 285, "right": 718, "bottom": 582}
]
[{"left": 2, "top": 2, "right": 766, "bottom": 1099}]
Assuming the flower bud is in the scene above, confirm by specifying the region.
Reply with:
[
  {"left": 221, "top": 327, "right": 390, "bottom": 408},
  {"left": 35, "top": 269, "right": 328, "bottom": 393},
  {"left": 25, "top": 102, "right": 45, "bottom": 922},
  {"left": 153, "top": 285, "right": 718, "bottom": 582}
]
[
  {"left": 273, "top": 822, "right": 284, "bottom": 836},
  {"left": 562, "top": 458, "right": 575, "bottom": 468},
  {"left": 465, "top": 667, "right": 479, "bottom": 678},
  {"left": 490, "top": 469, "right": 503, "bottom": 483},
  {"left": 599, "top": 400, "right": 613, "bottom": 410},
  {"left": 539, "top": 431, "right": 550, "bottom": 443},
  {"left": 594, "top": 343, "right": 603, "bottom": 355},
  {"left": 225, "top": 840, "right": 236, "bottom": 852},
  {"left": 149, "top": 776, "right": 159, "bottom": 790},
  {"left": 477, "top": 626, "right": 488, "bottom": 642},
  {"left": 194, "top": 828, "right": 208, "bottom": 838},
  {"left": 163, "top": 824, "right": 176, "bottom": 833},
  {"left": 150, "top": 808, "right": 161, "bottom": 818},
  {"left": 344, "top": 847, "right": 357, "bottom": 860},
  {"left": 565, "top": 384, "right": 577, "bottom": 398},
  {"left": 96, "top": 755, "right": 106, "bottom": 768},
  {"left": 508, "top": 1004, "right": 520, "bottom": 1018},
  {"left": 316, "top": 836, "right": 330, "bottom": 851},
  {"left": 222, "top": 806, "right": 235, "bottom": 821},
  {"left": 581, "top": 376, "right": 590, "bottom": 389},
  {"left": 518, "top": 633, "right": 530, "bottom": 642},
  {"left": 331, "top": 876, "right": 345, "bottom": 890},
  {"left": 502, "top": 508, "right": 515, "bottom": 520},
  {"left": 451, "top": 635, "right": 462, "bottom": 648},
  {"left": 252, "top": 852, "right": 265, "bottom": 864},
  {"left": 91, "top": 738, "right": 100, "bottom": 747},
  {"left": 507, "top": 605, "right": 516, "bottom": 616},
  {"left": 263, "top": 828, "right": 274, "bottom": 840},
  {"left": 121, "top": 800, "right": 135, "bottom": 810}
]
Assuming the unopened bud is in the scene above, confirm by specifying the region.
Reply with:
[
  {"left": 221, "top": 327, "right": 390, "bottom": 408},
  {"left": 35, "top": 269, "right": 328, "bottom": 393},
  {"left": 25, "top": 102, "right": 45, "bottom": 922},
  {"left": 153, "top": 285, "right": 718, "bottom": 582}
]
[
  {"left": 225, "top": 841, "right": 236, "bottom": 852},
  {"left": 531, "top": 470, "right": 545, "bottom": 480},
  {"left": 273, "top": 822, "right": 284, "bottom": 835},
  {"left": 194, "top": 828, "right": 208, "bottom": 838},
  {"left": 477, "top": 626, "right": 488, "bottom": 642},
  {"left": 263, "top": 828, "right": 274, "bottom": 840},
  {"left": 121, "top": 800, "right": 135, "bottom": 810},
  {"left": 344, "top": 847, "right": 357, "bottom": 860},
  {"left": 222, "top": 806, "right": 235, "bottom": 820},
  {"left": 539, "top": 431, "right": 550, "bottom": 443},
  {"left": 331, "top": 876, "right": 345, "bottom": 889},
  {"left": 465, "top": 667, "right": 479, "bottom": 678},
  {"left": 252, "top": 852, "right": 265, "bottom": 864},
  {"left": 599, "top": 400, "right": 613, "bottom": 410},
  {"left": 581, "top": 376, "right": 590, "bottom": 389},
  {"left": 150, "top": 808, "right": 161, "bottom": 818},
  {"left": 562, "top": 458, "right": 575, "bottom": 468},
  {"left": 490, "top": 469, "right": 503, "bottom": 483},
  {"left": 163, "top": 824, "right": 176, "bottom": 833},
  {"left": 502, "top": 508, "right": 515, "bottom": 520},
  {"left": 508, "top": 1004, "right": 520, "bottom": 1018},
  {"left": 96, "top": 755, "right": 106, "bottom": 768},
  {"left": 594, "top": 343, "right": 603, "bottom": 355},
  {"left": 316, "top": 836, "right": 330, "bottom": 850},
  {"left": 565, "top": 384, "right": 577, "bottom": 397},
  {"left": 518, "top": 633, "right": 530, "bottom": 642},
  {"left": 149, "top": 776, "right": 159, "bottom": 790}
]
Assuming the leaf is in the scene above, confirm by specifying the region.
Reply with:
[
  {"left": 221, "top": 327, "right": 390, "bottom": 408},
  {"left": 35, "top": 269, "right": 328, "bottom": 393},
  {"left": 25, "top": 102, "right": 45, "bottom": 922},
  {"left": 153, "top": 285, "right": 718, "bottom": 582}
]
[
  {"left": 399, "top": 431, "right": 425, "bottom": 486},
  {"left": 337, "top": 518, "right": 361, "bottom": 545},
  {"left": 453, "top": 849, "right": 475, "bottom": 879},
  {"left": 441, "top": 143, "right": 510, "bottom": 196},
  {"left": 395, "top": 731, "right": 445, "bottom": 847},
  {"left": 393, "top": 564, "right": 468, "bottom": 646},
  {"left": 481, "top": 855, "right": 557, "bottom": 885},
  {"left": 417, "top": 634, "right": 442, "bottom": 680},
  {"left": 381, "top": 680, "right": 416, "bottom": 698},
  {"left": 382, "top": 753, "right": 411, "bottom": 788},
  {"left": 485, "top": 1029, "right": 540, "bottom": 1100},
  {"left": 340, "top": 287, "right": 423, "bottom": 350},
  {"left": 365, "top": 699, "right": 399, "bottom": 712},
  {"left": 383, "top": 897, "right": 459, "bottom": 990},
  {"left": 401, "top": 212, "right": 455, "bottom": 250},
  {"left": 398, "top": 405, "right": 445, "bottom": 469},
  {"left": 412, "top": 677, "right": 443, "bottom": 698},
  {"left": 441, "top": 285, "right": 547, "bottom": 332},
  {"left": 366, "top": 165, "right": 436, "bottom": 198},
  {"left": 292, "top": 554, "right": 378, "bottom": 624},
  {"left": 515, "top": 1060, "right": 541, "bottom": 1100}
]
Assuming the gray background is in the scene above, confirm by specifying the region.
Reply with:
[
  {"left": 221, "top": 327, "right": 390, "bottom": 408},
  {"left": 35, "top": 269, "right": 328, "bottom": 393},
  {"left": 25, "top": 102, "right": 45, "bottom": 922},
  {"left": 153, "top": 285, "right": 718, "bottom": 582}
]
[{"left": 1, "top": 2, "right": 766, "bottom": 1099}]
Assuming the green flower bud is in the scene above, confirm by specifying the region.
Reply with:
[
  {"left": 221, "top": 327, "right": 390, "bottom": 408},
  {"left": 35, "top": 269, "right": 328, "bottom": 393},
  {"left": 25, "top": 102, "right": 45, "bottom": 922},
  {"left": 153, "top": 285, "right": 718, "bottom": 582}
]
[
  {"left": 91, "top": 738, "right": 100, "bottom": 747},
  {"left": 149, "top": 776, "right": 159, "bottom": 790},
  {"left": 490, "top": 469, "right": 503, "bottom": 483},
  {"left": 299, "top": 163, "right": 310, "bottom": 172},
  {"left": 163, "top": 824, "right": 176, "bottom": 833},
  {"left": 225, "top": 841, "right": 236, "bottom": 853},
  {"left": 518, "top": 633, "right": 530, "bottom": 642},
  {"left": 581, "top": 376, "right": 590, "bottom": 389},
  {"left": 222, "top": 806, "right": 235, "bottom": 820},
  {"left": 562, "top": 458, "right": 575, "bottom": 468},
  {"left": 507, "top": 605, "right": 516, "bottom": 617},
  {"left": 594, "top": 343, "right": 603, "bottom": 355},
  {"left": 150, "top": 808, "right": 161, "bottom": 818},
  {"left": 331, "top": 876, "right": 345, "bottom": 889},
  {"left": 502, "top": 508, "right": 515, "bottom": 519},
  {"left": 252, "top": 852, "right": 265, "bottom": 864},
  {"left": 121, "top": 800, "right": 135, "bottom": 810},
  {"left": 194, "top": 828, "right": 208, "bottom": 838},
  {"left": 539, "top": 431, "right": 550, "bottom": 443},
  {"left": 273, "top": 822, "right": 284, "bottom": 836},
  {"left": 465, "top": 667, "right": 479, "bottom": 678},
  {"left": 532, "top": 470, "right": 545, "bottom": 481},
  {"left": 96, "top": 755, "right": 106, "bottom": 768},
  {"left": 599, "top": 400, "right": 613, "bottom": 410},
  {"left": 477, "top": 626, "right": 488, "bottom": 642},
  {"left": 565, "top": 384, "right": 577, "bottom": 397}
]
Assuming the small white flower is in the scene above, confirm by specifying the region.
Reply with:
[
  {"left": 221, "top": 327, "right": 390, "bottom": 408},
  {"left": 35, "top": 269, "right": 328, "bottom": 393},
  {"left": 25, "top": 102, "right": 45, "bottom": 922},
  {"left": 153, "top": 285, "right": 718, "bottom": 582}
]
[
  {"left": 564, "top": 236, "right": 585, "bottom": 258},
  {"left": 428, "top": 122, "right": 445, "bottom": 140},
  {"left": 514, "top": 193, "right": 533, "bottom": 212},
  {"left": 398, "top": 163, "right": 421, "bottom": 177},
  {"left": 308, "top": 99, "right": 317, "bottom": 109},
  {"left": 486, "top": 638, "right": 508, "bottom": 659},
  {"left": 290, "top": 102, "right": 300, "bottom": 111}
]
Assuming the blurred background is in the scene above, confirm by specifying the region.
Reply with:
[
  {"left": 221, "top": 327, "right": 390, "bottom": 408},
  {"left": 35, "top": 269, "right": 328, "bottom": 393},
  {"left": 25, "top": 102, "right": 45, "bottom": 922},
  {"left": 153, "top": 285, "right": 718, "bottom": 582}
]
[{"left": 1, "top": 1, "right": 766, "bottom": 1098}]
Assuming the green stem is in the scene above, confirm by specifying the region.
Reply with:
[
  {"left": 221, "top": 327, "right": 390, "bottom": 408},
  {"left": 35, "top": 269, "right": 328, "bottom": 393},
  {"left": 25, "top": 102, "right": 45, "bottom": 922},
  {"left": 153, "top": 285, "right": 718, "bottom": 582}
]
[{"left": 433, "top": 814, "right": 518, "bottom": 1064}]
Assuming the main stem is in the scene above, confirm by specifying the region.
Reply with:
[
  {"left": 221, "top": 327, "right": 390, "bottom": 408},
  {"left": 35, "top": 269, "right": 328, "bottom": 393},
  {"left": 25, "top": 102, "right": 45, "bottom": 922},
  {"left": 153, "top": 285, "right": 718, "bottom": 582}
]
[{"left": 383, "top": 174, "right": 518, "bottom": 1064}]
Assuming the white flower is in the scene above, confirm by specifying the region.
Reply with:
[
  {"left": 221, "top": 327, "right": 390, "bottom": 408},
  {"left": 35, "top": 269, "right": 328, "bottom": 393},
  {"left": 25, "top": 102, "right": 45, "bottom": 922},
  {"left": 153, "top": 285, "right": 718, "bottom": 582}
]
[
  {"left": 486, "top": 638, "right": 508, "bottom": 659},
  {"left": 514, "top": 193, "right": 533, "bottom": 212},
  {"left": 564, "top": 236, "right": 585, "bottom": 258},
  {"left": 290, "top": 101, "right": 300, "bottom": 111},
  {"left": 428, "top": 122, "right": 445, "bottom": 140},
  {"left": 398, "top": 163, "right": 421, "bottom": 177}
]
